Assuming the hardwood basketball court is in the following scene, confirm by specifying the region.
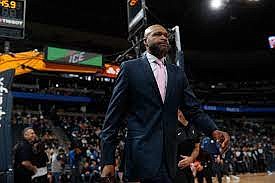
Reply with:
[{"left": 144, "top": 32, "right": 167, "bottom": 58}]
[{"left": 196, "top": 172, "right": 274, "bottom": 183}]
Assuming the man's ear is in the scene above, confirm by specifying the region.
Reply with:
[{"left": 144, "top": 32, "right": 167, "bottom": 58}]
[{"left": 143, "top": 38, "right": 147, "bottom": 47}]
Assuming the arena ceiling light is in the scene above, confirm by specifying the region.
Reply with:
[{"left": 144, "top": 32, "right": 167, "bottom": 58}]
[{"left": 209, "top": 0, "right": 228, "bottom": 10}]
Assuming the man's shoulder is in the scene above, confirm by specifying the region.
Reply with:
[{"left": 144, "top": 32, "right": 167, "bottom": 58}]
[
  {"left": 14, "top": 140, "right": 32, "bottom": 157},
  {"left": 167, "top": 63, "right": 180, "bottom": 69},
  {"left": 121, "top": 57, "right": 146, "bottom": 67},
  {"left": 13, "top": 141, "right": 23, "bottom": 154},
  {"left": 17, "top": 140, "right": 31, "bottom": 148}
]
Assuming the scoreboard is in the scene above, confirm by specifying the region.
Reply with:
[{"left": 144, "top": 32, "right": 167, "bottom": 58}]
[{"left": 0, "top": 0, "right": 26, "bottom": 39}]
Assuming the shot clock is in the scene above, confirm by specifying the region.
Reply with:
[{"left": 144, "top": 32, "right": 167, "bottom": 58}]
[
  {"left": 0, "top": 0, "right": 26, "bottom": 39},
  {"left": 0, "top": 0, "right": 17, "bottom": 9}
]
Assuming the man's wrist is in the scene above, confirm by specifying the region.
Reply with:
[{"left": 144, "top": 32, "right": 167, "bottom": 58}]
[
  {"left": 32, "top": 165, "right": 37, "bottom": 173},
  {"left": 189, "top": 155, "right": 195, "bottom": 162}
]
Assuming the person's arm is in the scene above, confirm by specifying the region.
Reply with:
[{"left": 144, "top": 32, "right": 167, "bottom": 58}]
[
  {"left": 179, "top": 70, "right": 229, "bottom": 152},
  {"left": 178, "top": 143, "right": 200, "bottom": 169},
  {"left": 101, "top": 62, "right": 129, "bottom": 177},
  {"left": 190, "top": 143, "right": 200, "bottom": 162},
  {"left": 21, "top": 161, "right": 37, "bottom": 173},
  {"left": 17, "top": 142, "right": 37, "bottom": 173}
]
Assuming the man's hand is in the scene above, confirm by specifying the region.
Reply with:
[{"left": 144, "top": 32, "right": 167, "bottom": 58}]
[
  {"left": 21, "top": 161, "right": 37, "bottom": 174},
  {"left": 33, "top": 165, "right": 38, "bottom": 174},
  {"left": 101, "top": 165, "right": 115, "bottom": 177},
  {"left": 212, "top": 130, "right": 230, "bottom": 153},
  {"left": 178, "top": 155, "right": 194, "bottom": 169}
]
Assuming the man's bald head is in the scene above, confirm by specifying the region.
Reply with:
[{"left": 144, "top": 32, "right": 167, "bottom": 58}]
[
  {"left": 144, "top": 24, "right": 166, "bottom": 39},
  {"left": 23, "top": 127, "right": 37, "bottom": 143}
]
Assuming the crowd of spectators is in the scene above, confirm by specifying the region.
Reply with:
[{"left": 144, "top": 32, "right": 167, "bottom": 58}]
[
  {"left": 12, "top": 75, "right": 114, "bottom": 99},
  {"left": 10, "top": 76, "right": 275, "bottom": 182},
  {"left": 191, "top": 80, "right": 275, "bottom": 106},
  {"left": 57, "top": 115, "right": 125, "bottom": 182},
  {"left": 55, "top": 113, "right": 274, "bottom": 182},
  {"left": 58, "top": 115, "right": 102, "bottom": 182},
  {"left": 12, "top": 109, "right": 274, "bottom": 182},
  {"left": 220, "top": 119, "right": 274, "bottom": 176}
]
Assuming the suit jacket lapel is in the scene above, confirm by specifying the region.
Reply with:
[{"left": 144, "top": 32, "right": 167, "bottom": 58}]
[
  {"left": 164, "top": 63, "right": 174, "bottom": 104},
  {"left": 141, "top": 57, "right": 163, "bottom": 103}
]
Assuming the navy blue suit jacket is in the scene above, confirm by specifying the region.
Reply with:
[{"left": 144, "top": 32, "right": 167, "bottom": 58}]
[{"left": 101, "top": 56, "right": 217, "bottom": 179}]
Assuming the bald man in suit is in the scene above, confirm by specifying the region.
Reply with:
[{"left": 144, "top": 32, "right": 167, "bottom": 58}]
[{"left": 101, "top": 24, "right": 229, "bottom": 182}]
